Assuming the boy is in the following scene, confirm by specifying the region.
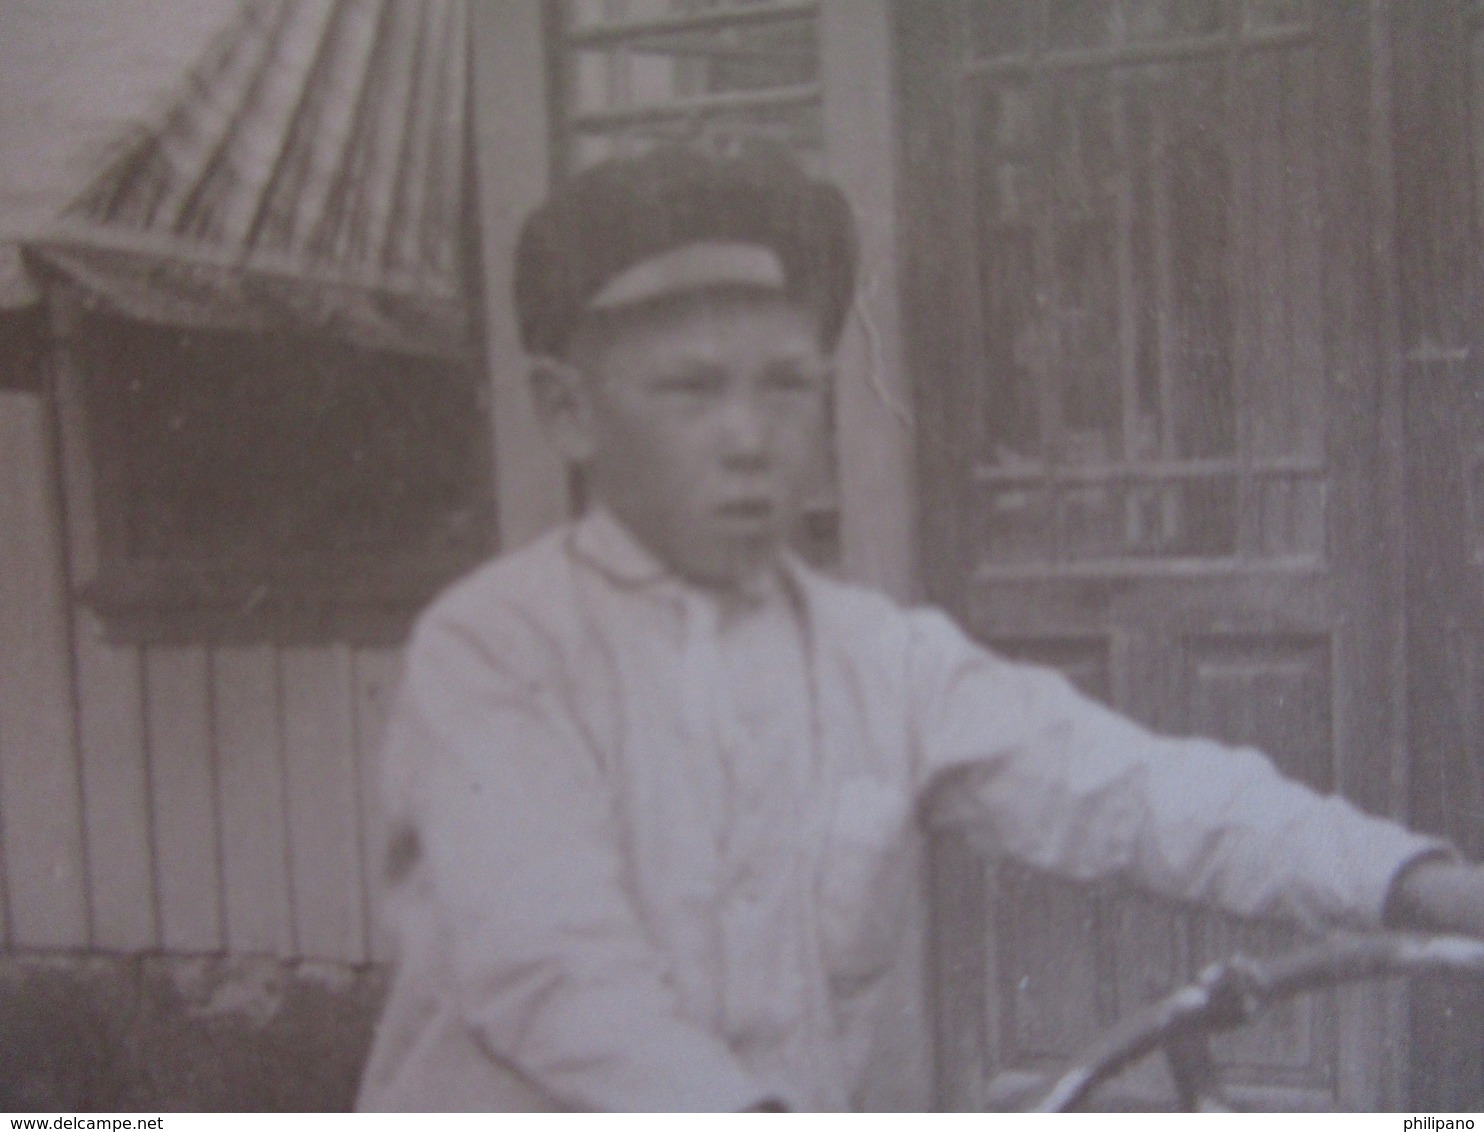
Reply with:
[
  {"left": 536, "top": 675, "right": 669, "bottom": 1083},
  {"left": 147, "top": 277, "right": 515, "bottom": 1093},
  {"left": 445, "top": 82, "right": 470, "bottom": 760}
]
[{"left": 357, "top": 143, "right": 1484, "bottom": 1112}]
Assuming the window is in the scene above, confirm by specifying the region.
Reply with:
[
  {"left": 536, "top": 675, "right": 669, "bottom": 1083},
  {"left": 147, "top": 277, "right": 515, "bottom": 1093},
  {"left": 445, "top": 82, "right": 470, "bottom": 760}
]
[
  {"left": 69, "top": 314, "right": 493, "bottom": 644},
  {"left": 958, "top": 0, "right": 1324, "bottom": 575}
]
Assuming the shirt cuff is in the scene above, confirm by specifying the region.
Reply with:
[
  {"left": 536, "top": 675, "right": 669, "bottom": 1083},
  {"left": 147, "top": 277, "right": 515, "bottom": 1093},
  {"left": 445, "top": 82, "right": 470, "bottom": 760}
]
[{"left": 1381, "top": 845, "right": 1462, "bottom": 929}]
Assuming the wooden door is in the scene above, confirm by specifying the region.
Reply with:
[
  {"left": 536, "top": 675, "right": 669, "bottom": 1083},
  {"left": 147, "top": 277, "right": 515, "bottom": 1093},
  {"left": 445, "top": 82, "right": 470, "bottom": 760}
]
[{"left": 899, "top": 1, "right": 1406, "bottom": 1110}]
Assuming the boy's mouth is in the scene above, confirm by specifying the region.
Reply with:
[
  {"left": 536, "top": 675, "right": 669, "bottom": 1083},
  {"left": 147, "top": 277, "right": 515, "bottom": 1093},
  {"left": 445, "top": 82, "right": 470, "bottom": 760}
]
[{"left": 713, "top": 498, "right": 775, "bottom": 524}]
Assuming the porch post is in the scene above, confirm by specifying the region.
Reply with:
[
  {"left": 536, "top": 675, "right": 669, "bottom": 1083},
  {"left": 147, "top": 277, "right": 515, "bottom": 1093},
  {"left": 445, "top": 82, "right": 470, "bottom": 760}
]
[
  {"left": 819, "top": 0, "right": 918, "bottom": 602},
  {"left": 469, "top": 1, "right": 570, "bottom": 551}
]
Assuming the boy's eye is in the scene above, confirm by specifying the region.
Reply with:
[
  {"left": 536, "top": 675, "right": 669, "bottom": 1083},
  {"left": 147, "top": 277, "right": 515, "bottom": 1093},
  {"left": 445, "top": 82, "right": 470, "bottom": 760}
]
[{"left": 762, "top": 365, "right": 829, "bottom": 396}]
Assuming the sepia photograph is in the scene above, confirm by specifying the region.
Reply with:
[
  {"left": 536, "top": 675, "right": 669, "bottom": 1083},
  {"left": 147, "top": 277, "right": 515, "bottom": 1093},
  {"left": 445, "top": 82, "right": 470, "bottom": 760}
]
[{"left": 2, "top": 0, "right": 1484, "bottom": 1113}]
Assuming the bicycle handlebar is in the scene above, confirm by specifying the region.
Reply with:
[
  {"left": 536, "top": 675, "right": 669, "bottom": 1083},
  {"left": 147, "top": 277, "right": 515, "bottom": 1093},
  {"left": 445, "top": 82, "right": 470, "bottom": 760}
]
[{"left": 1036, "top": 932, "right": 1484, "bottom": 1112}]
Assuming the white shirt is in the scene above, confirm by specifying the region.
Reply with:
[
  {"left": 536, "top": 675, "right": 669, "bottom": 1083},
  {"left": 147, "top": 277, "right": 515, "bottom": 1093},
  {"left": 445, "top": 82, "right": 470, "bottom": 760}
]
[{"left": 358, "top": 507, "right": 1445, "bottom": 1111}]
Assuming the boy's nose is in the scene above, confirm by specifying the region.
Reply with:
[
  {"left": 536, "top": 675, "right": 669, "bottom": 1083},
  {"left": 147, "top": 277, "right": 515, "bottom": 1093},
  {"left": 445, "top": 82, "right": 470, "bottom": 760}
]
[{"left": 716, "top": 395, "right": 770, "bottom": 463}]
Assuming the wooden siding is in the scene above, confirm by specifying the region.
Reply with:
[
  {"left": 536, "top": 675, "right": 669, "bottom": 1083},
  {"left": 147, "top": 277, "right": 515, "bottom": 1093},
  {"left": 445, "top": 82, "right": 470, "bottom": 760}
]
[
  {"left": 0, "top": 390, "right": 89, "bottom": 949},
  {"left": 0, "top": 388, "right": 403, "bottom": 962}
]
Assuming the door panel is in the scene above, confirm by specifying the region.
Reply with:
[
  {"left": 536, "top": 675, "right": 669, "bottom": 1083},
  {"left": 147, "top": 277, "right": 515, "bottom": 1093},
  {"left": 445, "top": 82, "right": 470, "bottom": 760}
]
[
  {"left": 901, "top": 0, "right": 1401, "bottom": 1110},
  {"left": 1184, "top": 634, "right": 1334, "bottom": 791}
]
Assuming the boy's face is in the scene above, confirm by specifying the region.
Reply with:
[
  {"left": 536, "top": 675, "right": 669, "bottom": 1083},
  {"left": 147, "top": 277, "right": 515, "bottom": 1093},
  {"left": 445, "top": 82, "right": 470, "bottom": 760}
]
[{"left": 564, "top": 289, "right": 832, "bottom": 589}]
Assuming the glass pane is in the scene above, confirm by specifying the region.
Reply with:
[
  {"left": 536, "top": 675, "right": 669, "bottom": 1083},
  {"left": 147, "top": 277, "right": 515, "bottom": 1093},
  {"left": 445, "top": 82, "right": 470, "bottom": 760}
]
[
  {"left": 965, "top": 0, "right": 1291, "bottom": 62},
  {"left": 1175, "top": 476, "right": 1239, "bottom": 556},
  {"left": 975, "top": 473, "right": 1246, "bottom": 564},
  {"left": 968, "top": 0, "right": 1033, "bottom": 59},
  {"left": 1472, "top": 18, "right": 1484, "bottom": 261},
  {"left": 568, "top": 100, "right": 824, "bottom": 170},
  {"left": 1047, "top": 0, "right": 1116, "bottom": 51},
  {"left": 1124, "top": 0, "right": 1225, "bottom": 40},
  {"left": 1232, "top": 44, "right": 1323, "bottom": 469},
  {"left": 1043, "top": 0, "right": 1226, "bottom": 53},
  {"left": 1059, "top": 476, "right": 1238, "bottom": 559},
  {"left": 1242, "top": 0, "right": 1308, "bottom": 32},
  {"left": 561, "top": 1, "right": 821, "bottom": 167},
  {"left": 565, "top": 0, "right": 805, "bottom": 32},
  {"left": 564, "top": 0, "right": 632, "bottom": 33},
  {"left": 973, "top": 83, "right": 1039, "bottom": 463},
  {"left": 564, "top": 2, "right": 817, "bottom": 118},
  {"left": 1144, "top": 66, "right": 1235, "bottom": 461},
  {"left": 1255, "top": 475, "right": 1324, "bottom": 558},
  {"left": 979, "top": 483, "right": 1055, "bottom": 565},
  {"left": 1469, "top": 446, "right": 1484, "bottom": 566}
]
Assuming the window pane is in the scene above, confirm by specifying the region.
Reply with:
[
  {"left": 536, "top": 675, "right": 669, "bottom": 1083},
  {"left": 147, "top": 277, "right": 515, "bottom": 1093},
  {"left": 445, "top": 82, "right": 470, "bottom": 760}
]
[
  {"left": 974, "top": 64, "right": 1239, "bottom": 467},
  {"left": 567, "top": 14, "right": 816, "bottom": 115},
  {"left": 968, "top": 0, "right": 1032, "bottom": 59},
  {"left": 1046, "top": 0, "right": 1116, "bottom": 51},
  {"left": 1242, "top": 0, "right": 1308, "bottom": 32},
  {"left": 1043, "top": 0, "right": 1226, "bottom": 52}
]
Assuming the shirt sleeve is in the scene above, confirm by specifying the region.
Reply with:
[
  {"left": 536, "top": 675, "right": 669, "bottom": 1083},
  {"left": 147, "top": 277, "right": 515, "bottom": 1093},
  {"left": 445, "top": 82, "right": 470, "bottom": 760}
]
[
  {"left": 905, "top": 607, "right": 1450, "bottom": 933},
  {"left": 385, "top": 605, "right": 770, "bottom": 1112}
]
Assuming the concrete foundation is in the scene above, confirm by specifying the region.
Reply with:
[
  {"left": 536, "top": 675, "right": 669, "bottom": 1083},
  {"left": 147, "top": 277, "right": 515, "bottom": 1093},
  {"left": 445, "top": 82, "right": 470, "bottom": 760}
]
[{"left": 0, "top": 952, "right": 386, "bottom": 1111}]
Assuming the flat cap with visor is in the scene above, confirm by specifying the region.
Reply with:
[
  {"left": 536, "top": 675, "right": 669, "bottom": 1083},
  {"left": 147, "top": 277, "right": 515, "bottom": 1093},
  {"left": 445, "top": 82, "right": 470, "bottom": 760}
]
[{"left": 513, "top": 142, "right": 859, "bottom": 358}]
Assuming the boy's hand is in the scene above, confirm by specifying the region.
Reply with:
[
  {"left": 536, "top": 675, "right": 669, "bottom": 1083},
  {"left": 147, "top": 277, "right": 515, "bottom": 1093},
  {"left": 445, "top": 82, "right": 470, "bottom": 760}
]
[{"left": 1392, "top": 859, "right": 1484, "bottom": 938}]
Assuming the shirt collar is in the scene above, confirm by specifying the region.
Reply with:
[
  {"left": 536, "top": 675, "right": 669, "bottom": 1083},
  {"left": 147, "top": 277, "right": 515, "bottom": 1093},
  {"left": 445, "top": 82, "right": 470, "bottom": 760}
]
[{"left": 568, "top": 505, "right": 672, "bottom": 588}]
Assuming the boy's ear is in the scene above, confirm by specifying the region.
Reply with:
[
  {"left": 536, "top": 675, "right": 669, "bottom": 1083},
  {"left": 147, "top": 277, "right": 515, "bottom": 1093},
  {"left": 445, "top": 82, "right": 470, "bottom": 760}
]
[{"left": 529, "top": 357, "right": 597, "bottom": 462}]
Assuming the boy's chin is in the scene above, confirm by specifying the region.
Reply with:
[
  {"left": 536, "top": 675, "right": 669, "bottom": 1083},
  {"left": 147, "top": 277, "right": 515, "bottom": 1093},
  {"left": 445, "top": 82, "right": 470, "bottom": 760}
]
[{"left": 673, "top": 528, "right": 789, "bottom": 591}]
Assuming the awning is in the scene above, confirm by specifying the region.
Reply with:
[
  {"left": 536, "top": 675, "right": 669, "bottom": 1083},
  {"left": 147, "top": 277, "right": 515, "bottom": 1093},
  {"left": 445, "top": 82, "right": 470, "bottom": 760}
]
[{"left": 27, "top": 0, "right": 476, "bottom": 361}]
